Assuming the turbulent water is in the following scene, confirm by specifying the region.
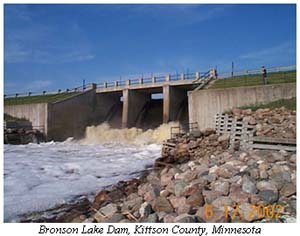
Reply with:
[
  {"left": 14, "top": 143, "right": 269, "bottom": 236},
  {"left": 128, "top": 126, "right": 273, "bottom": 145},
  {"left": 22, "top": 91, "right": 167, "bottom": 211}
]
[{"left": 4, "top": 122, "right": 176, "bottom": 222}]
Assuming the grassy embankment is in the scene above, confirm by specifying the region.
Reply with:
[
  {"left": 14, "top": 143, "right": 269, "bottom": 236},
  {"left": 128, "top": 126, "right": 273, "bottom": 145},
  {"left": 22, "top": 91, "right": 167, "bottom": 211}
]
[
  {"left": 240, "top": 97, "right": 296, "bottom": 111},
  {"left": 210, "top": 70, "right": 296, "bottom": 89},
  {"left": 4, "top": 92, "right": 80, "bottom": 105}
]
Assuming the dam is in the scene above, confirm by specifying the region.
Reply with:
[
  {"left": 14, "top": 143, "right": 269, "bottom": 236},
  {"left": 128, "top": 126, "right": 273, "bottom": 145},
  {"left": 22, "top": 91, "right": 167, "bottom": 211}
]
[
  {"left": 4, "top": 66, "right": 296, "bottom": 141},
  {"left": 95, "top": 70, "right": 213, "bottom": 129},
  {"left": 4, "top": 69, "right": 215, "bottom": 141}
]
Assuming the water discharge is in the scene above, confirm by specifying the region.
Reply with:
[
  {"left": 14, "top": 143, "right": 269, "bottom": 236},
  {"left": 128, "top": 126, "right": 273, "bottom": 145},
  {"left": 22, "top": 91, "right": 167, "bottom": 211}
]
[
  {"left": 4, "top": 122, "right": 177, "bottom": 222},
  {"left": 81, "top": 122, "right": 179, "bottom": 145}
]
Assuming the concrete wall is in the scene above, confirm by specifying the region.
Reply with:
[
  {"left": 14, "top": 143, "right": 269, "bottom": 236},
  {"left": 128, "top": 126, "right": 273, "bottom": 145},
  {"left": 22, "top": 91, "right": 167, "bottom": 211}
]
[
  {"left": 163, "top": 85, "right": 188, "bottom": 123},
  {"left": 94, "top": 93, "right": 122, "bottom": 125},
  {"left": 122, "top": 89, "right": 151, "bottom": 128},
  {"left": 47, "top": 89, "right": 99, "bottom": 141},
  {"left": 4, "top": 103, "right": 48, "bottom": 133},
  {"left": 188, "top": 83, "right": 296, "bottom": 130}
]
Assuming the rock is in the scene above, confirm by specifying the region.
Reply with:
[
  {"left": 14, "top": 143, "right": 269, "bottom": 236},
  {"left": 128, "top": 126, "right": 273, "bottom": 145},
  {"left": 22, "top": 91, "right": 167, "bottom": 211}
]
[
  {"left": 177, "top": 203, "right": 192, "bottom": 215},
  {"left": 122, "top": 197, "right": 143, "bottom": 213},
  {"left": 143, "top": 213, "right": 158, "bottom": 223},
  {"left": 212, "top": 181, "right": 230, "bottom": 196},
  {"left": 232, "top": 108, "right": 243, "bottom": 117},
  {"left": 174, "top": 180, "right": 188, "bottom": 197},
  {"left": 83, "top": 217, "right": 95, "bottom": 223},
  {"left": 196, "top": 206, "right": 228, "bottom": 223},
  {"left": 146, "top": 172, "right": 160, "bottom": 185},
  {"left": 102, "top": 213, "right": 125, "bottom": 223},
  {"left": 169, "top": 196, "right": 186, "bottom": 209},
  {"left": 202, "top": 128, "right": 215, "bottom": 136},
  {"left": 139, "top": 202, "right": 152, "bottom": 218},
  {"left": 92, "top": 190, "right": 111, "bottom": 209},
  {"left": 144, "top": 185, "right": 160, "bottom": 202},
  {"left": 259, "top": 170, "right": 268, "bottom": 179},
  {"left": 217, "top": 167, "right": 233, "bottom": 179},
  {"left": 175, "top": 170, "right": 197, "bottom": 182},
  {"left": 188, "top": 140, "right": 199, "bottom": 150},
  {"left": 93, "top": 212, "right": 105, "bottom": 222},
  {"left": 194, "top": 164, "right": 209, "bottom": 177},
  {"left": 289, "top": 154, "right": 296, "bottom": 163},
  {"left": 174, "top": 214, "right": 196, "bottom": 223},
  {"left": 157, "top": 212, "right": 168, "bottom": 221},
  {"left": 152, "top": 197, "right": 173, "bottom": 213},
  {"left": 229, "top": 187, "right": 250, "bottom": 204},
  {"left": 163, "top": 214, "right": 176, "bottom": 223},
  {"left": 138, "top": 183, "right": 150, "bottom": 197},
  {"left": 218, "top": 133, "right": 230, "bottom": 142},
  {"left": 243, "top": 116, "right": 256, "bottom": 125},
  {"left": 239, "top": 203, "right": 259, "bottom": 222},
  {"left": 71, "top": 215, "right": 86, "bottom": 223},
  {"left": 258, "top": 190, "right": 278, "bottom": 204},
  {"left": 270, "top": 165, "right": 291, "bottom": 189},
  {"left": 99, "top": 203, "right": 118, "bottom": 217},
  {"left": 242, "top": 175, "right": 257, "bottom": 194},
  {"left": 211, "top": 196, "right": 233, "bottom": 208},
  {"left": 280, "top": 183, "right": 296, "bottom": 197},
  {"left": 202, "top": 190, "right": 223, "bottom": 204},
  {"left": 160, "top": 189, "right": 170, "bottom": 198},
  {"left": 181, "top": 184, "right": 202, "bottom": 196},
  {"left": 186, "top": 192, "right": 204, "bottom": 207},
  {"left": 271, "top": 152, "right": 285, "bottom": 162},
  {"left": 256, "top": 181, "right": 278, "bottom": 193},
  {"left": 160, "top": 173, "right": 173, "bottom": 186}
]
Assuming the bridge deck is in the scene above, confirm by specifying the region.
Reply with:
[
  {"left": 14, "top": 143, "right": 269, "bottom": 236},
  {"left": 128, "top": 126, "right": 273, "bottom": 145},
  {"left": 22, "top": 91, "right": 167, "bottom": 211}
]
[{"left": 96, "top": 74, "right": 208, "bottom": 93}]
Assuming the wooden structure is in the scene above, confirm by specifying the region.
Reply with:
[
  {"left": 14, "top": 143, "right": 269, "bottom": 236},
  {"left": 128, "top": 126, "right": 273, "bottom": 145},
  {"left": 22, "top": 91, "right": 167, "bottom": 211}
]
[{"left": 215, "top": 113, "right": 296, "bottom": 152}]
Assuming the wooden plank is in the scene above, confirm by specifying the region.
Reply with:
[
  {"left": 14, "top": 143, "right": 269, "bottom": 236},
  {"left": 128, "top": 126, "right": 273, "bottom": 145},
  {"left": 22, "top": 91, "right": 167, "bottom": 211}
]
[
  {"left": 251, "top": 136, "right": 296, "bottom": 145},
  {"left": 163, "top": 142, "right": 176, "bottom": 148},
  {"left": 251, "top": 143, "right": 296, "bottom": 152}
]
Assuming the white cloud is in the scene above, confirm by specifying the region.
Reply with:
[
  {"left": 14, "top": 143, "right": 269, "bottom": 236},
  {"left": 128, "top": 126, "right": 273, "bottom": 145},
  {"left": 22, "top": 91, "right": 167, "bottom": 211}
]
[
  {"left": 239, "top": 41, "right": 295, "bottom": 62},
  {"left": 25, "top": 80, "right": 52, "bottom": 91},
  {"left": 127, "top": 4, "right": 233, "bottom": 25},
  {"left": 4, "top": 6, "right": 95, "bottom": 64}
]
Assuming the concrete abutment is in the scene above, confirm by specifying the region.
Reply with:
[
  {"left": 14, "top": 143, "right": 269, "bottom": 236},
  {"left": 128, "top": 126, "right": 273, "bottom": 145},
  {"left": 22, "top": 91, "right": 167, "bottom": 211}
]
[
  {"left": 122, "top": 89, "right": 151, "bottom": 128},
  {"left": 163, "top": 85, "right": 188, "bottom": 123}
]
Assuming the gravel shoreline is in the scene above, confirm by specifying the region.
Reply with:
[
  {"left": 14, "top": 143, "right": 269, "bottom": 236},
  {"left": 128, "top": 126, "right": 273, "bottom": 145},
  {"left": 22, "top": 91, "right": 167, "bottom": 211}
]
[{"left": 17, "top": 107, "right": 296, "bottom": 223}]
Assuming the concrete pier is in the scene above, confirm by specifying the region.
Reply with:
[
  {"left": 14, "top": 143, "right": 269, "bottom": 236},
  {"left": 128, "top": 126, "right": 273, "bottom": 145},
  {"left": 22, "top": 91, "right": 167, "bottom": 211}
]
[{"left": 122, "top": 89, "right": 151, "bottom": 128}]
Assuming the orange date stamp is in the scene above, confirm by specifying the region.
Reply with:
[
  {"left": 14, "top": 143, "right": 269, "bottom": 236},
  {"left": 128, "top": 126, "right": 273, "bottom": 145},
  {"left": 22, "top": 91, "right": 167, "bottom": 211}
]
[{"left": 203, "top": 204, "right": 284, "bottom": 221}]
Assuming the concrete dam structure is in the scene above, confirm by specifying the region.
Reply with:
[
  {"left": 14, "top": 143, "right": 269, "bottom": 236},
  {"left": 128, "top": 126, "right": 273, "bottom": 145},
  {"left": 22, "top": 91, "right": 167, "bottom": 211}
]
[
  {"left": 4, "top": 67, "right": 295, "bottom": 141},
  {"left": 95, "top": 71, "right": 213, "bottom": 129},
  {"left": 4, "top": 70, "right": 214, "bottom": 141}
]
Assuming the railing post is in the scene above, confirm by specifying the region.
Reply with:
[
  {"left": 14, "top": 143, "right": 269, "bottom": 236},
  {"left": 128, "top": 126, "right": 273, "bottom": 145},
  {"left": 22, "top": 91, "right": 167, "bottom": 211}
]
[
  {"left": 114, "top": 81, "right": 118, "bottom": 87},
  {"left": 139, "top": 78, "right": 143, "bottom": 84},
  {"left": 91, "top": 83, "right": 96, "bottom": 89},
  {"left": 152, "top": 77, "right": 156, "bottom": 83},
  {"left": 195, "top": 72, "right": 200, "bottom": 80},
  {"left": 180, "top": 73, "right": 185, "bottom": 80},
  {"left": 126, "top": 80, "right": 131, "bottom": 86},
  {"left": 210, "top": 68, "right": 217, "bottom": 79},
  {"left": 165, "top": 74, "right": 170, "bottom": 82},
  {"left": 103, "top": 82, "right": 107, "bottom": 88}
]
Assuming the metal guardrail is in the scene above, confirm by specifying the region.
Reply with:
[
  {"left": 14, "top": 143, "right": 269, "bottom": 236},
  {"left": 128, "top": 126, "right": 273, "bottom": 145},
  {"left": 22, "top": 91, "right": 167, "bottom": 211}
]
[
  {"left": 217, "top": 65, "right": 296, "bottom": 79},
  {"left": 4, "top": 83, "right": 94, "bottom": 99},
  {"left": 96, "top": 71, "right": 210, "bottom": 89}
]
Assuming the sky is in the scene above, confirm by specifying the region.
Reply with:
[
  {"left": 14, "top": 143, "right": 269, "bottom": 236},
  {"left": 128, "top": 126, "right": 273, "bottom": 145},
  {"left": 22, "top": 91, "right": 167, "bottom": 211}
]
[{"left": 4, "top": 4, "right": 296, "bottom": 94}]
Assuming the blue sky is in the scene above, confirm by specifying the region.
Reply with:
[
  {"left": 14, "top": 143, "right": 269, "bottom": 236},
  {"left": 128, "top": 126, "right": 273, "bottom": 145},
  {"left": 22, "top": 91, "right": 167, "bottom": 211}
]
[{"left": 4, "top": 4, "right": 296, "bottom": 94}]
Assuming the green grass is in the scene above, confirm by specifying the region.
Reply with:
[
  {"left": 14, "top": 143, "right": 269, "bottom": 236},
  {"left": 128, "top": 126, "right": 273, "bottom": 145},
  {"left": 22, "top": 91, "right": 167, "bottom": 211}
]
[
  {"left": 4, "top": 113, "right": 28, "bottom": 121},
  {"left": 4, "top": 92, "right": 80, "bottom": 105},
  {"left": 210, "top": 70, "right": 296, "bottom": 89},
  {"left": 239, "top": 97, "right": 296, "bottom": 111}
]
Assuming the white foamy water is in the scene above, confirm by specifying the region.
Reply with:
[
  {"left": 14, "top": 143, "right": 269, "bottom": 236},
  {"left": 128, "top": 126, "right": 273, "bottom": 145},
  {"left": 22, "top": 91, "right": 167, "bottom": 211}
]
[{"left": 4, "top": 140, "right": 161, "bottom": 222}]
